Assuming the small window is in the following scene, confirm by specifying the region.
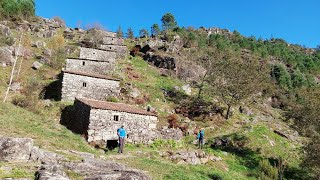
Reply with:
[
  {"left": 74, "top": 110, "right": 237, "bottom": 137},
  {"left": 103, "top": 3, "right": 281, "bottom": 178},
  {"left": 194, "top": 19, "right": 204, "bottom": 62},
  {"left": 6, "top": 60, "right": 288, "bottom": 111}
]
[
  {"left": 82, "top": 61, "right": 85, "bottom": 66},
  {"left": 109, "top": 47, "right": 112, "bottom": 50},
  {"left": 114, "top": 115, "right": 119, "bottom": 121},
  {"left": 83, "top": 82, "right": 87, "bottom": 87}
]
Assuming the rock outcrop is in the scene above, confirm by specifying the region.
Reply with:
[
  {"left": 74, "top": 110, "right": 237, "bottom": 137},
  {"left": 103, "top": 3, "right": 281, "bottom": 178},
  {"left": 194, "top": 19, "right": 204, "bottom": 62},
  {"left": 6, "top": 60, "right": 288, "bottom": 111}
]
[
  {"left": 0, "top": 136, "right": 151, "bottom": 180},
  {"left": 143, "top": 52, "right": 176, "bottom": 70},
  {"left": 0, "top": 137, "right": 33, "bottom": 162},
  {"left": 0, "top": 46, "right": 14, "bottom": 67},
  {"left": 0, "top": 24, "right": 11, "bottom": 36},
  {"left": 160, "top": 150, "right": 222, "bottom": 165}
]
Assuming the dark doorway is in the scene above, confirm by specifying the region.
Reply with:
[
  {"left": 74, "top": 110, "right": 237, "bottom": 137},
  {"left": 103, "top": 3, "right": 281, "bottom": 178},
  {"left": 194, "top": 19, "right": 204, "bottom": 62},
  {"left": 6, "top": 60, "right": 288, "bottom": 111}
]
[{"left": 106, "top": 140, "right": 118, "bottom": 150}]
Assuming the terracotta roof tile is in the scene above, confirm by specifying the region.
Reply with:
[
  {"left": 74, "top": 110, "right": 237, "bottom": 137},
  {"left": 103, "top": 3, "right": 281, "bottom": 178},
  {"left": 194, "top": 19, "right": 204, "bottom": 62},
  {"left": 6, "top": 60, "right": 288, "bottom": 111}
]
[
  {"left": 76, "top": 97, "right": 157, "bottom": 117},
  {"left": 63, "top": 70, "right": 120, "bottom": 81}
]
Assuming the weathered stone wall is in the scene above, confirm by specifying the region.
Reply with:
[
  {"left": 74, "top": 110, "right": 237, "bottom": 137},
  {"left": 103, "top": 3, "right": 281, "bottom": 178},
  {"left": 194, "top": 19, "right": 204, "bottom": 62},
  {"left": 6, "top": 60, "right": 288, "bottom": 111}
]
[
  {"left": 87, "top": 28, "right": 117, "bottom": 38},
  {"left": 99, "top": 45, "right": 127, "bottom": 58},
  {"left": 87, "top": 109, "right": 158, "bottom": 144},
  {"left": 101, "top": 37, "right": 124, "bottom": 46},
  {"left": 79, "top": 47, "right": 116, "bottom": 61},
  {"left": 61, "top": 73, "right": 120, "bottom": 101},
  {"left": 65, "top": 58, "right": 115, "bottom": 74}
]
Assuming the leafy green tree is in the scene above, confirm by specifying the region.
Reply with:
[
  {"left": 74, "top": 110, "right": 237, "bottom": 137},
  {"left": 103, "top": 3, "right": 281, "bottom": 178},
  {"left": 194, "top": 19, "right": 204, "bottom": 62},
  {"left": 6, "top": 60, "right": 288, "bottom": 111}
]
[
  {"left": 291, "top": 69, "right": 306, "bottom": 88},
  {"left": 126, "top": 28, "right": 134, "bottom": 39},
  {"left": 116, "top": 26, "right": 123, "bottom": 38},
  {"left": 206, "top": 57, "right": 270, "bottom": 119},
  {"left": 287, "top": 87, "right": 320, "bottom": 178},
  {"left": 0, "top": 0, "right": 35, "bottom": 19},
  {"left": 271, "top": 64, "right": 293, "bottom": 90},
  {"left": 151, "top": 24, "right": 161, "bottom": 36},
  {"left": 139, "top": 28, "right": 149, "bottom": 38},
  {"left": 161, "top": 13, "right": 177, "bottom": 30}
]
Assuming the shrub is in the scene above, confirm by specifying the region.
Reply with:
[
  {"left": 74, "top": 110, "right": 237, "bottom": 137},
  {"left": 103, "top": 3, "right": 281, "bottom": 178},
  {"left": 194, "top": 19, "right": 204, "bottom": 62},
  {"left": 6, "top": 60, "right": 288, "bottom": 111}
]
[
  {"left": 52, "top": 16, "right": 65, "bottom": 26},
  {"left": 50, "top": 48, "right": 66, "bottom": 70},
  {"left": 0, "top": 36, "right": 15, "bottom": 46},
  {"left": 12, "top": 95, "right": 31, "bottom": 108},
  {"left": 258, "top": 159, "right": 279, "bottom": 180},
  {"left": 0, "top": 0, "right": 35, "bottom": 19},
  {"left": 135, "top": 98, "right": 145, "bottom": 105},
  {"left": 150, "top": 139, "right": 179, "bottom": 149},
  {"left": 271, "top": 64, "right": 293, "bottom": 90},
  {"left": 167, "top": 114, "right": 178, "bottom": 128},
  {"left": 106, "top": 96, "right": 119, "bottom": 103}
]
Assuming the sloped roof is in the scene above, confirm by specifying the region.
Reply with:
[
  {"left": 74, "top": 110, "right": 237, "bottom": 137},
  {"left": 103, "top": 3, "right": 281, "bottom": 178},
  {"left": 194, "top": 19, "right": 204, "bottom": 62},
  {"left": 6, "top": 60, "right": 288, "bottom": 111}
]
[
  {"left": 76, "top": 97, "right": 157, "bottom": 117},
  {"left": 67, "top": 58, "right": 111, "bottom": 62},
  {"left": 63, "top": 70, "right": 120, "bottom": 81}
]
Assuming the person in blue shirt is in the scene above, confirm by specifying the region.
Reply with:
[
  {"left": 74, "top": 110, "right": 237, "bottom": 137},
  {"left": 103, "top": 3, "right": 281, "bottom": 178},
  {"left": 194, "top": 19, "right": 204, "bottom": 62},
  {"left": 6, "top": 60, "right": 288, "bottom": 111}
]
[
  {"left": 117, "top": 125, "right": 127, "bottom": 153},
  {"left": 197, "top": 129, "right": 204, "bottom": 149}
]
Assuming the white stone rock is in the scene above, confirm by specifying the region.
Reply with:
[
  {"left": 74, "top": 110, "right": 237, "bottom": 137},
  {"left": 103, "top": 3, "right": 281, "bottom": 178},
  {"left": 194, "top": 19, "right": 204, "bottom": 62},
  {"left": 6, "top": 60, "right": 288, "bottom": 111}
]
[
  {"left": 32, "top": 61, "right": 43, "bottom": 70},
  {"left": 182, "top": 84, "right": 192, "bottom": 95}
]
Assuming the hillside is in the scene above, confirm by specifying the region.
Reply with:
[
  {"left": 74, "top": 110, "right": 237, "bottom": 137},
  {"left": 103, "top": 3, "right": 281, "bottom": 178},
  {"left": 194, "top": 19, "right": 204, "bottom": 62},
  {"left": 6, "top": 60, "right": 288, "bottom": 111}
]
[{"left": 0, "top": 7, "right": 319, "bottom": 180}]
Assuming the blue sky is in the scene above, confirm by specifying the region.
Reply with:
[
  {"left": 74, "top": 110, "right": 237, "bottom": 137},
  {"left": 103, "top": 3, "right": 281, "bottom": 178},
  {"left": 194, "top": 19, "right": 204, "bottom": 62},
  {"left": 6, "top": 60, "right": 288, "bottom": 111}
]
[{"left": 36, "top": 0, "right": 319, "bottom": 48}]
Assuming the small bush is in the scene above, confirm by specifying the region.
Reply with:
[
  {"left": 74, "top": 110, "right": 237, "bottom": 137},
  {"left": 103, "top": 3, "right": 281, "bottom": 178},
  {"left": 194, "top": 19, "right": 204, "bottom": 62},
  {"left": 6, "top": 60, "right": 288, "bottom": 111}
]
[
  {"left": 150, "top": 139, "right": 179, "bottom": 149},
  {"left": 52, "top": 16, "right": 65, "bottom": 26},
  {"left": 258, "top": 159, "right": 279, "bottom": 180},
  {"left": 167, "top": 114, "right": 178, "bottom": 128},
  {"left": 135, "top": 98, "right": 145, "bottom": 105},
  {"left": 106, "top": 96, "right": 119, "bottom": 103},
  {"left": 0, "top": 36, "right": 15, "bottom": 46},
  {"left": 12, "top": 95, "right": 31, "bottom": 108}
]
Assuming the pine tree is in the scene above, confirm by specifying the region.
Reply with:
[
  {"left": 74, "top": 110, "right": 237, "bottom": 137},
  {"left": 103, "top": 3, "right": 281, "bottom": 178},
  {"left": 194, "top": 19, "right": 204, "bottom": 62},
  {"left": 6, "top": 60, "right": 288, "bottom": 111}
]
[
  {"left": 139, "top": 29, "right": 149, "bottom": 38},
  {"left": 161, "top": 13, "right": 177, "bottom": 30},
  {"left": 126, "top": 28, "right": 134, "bottom": 39},
  {"left": 116, "top": 26, "right": 123, "bottom": 38},
  {"left": 151, "top": 24, "right": 161, "bottom": 36}
]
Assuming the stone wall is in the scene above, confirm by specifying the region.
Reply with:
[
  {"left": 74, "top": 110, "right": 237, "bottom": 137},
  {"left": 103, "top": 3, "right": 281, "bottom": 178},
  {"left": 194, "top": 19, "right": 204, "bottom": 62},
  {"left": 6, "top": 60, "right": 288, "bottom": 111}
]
[
  {"left": 65, "top": 58, "right": 115, "bottom": 74},
  {"left": 101, "top": 37, "right": 124, "bottom": 46},
  {"left": 79, "top": 47, "right": 116, "bottom": 61},
  {"left": 99, "top": 45, "right": 127, "bottom": 58},
  {"left": 87, "top": 109, "right": 157, "bottom": 144},
  {"left": 87, "top": 28, "right": 117, "bottom": 38},
  {"left": 61, "top": 72, "right": 120, "bottom": 101}
]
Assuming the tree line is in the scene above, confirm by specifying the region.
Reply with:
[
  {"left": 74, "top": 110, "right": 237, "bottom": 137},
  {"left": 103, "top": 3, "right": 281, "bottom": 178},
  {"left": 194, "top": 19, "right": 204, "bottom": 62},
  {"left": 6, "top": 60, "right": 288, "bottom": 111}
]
[{"left": 116, "top": 13, "right": 177, "bottom": 38}]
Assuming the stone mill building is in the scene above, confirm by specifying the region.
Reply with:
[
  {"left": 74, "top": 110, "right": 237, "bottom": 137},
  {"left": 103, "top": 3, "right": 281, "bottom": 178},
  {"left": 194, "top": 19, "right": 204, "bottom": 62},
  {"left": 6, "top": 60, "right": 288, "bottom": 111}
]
[
  {"left": 61, "top": 30, "right": 159, "bottom": 146},
  {"left": 61, "top": 70, "right": 120, "bottom": 101},
  {"left": 62, "top": 47, "right": 120, "bottom": 101},
  {"left": 65, "top": 47, "right": 117, "bottom": 74},
  {"left": 72, "top": 97, "right": 158, "bottom": 146}
]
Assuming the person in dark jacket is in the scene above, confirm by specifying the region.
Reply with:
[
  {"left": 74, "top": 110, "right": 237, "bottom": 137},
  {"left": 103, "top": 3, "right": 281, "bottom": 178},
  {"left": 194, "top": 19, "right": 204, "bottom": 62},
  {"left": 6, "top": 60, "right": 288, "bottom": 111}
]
[{"left": 197, "top": 129, "right": 204, "bottom": 149}]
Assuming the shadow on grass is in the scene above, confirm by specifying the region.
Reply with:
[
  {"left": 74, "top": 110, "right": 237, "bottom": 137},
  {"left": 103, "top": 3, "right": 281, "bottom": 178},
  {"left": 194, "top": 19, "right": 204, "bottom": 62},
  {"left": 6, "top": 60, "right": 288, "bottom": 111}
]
[
  {"left": 60, "top": 105, "right": 80, "bottom": 133},
  {"left": 41, "top": 73, "right": 62, "bottom": 101},
  {"left": 210, "top": 133, "right": 261, "bottom": 170}
]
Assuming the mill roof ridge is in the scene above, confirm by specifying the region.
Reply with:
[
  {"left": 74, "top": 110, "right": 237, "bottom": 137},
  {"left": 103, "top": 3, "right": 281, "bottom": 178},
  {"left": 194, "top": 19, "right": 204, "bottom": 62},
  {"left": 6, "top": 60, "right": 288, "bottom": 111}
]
[
  {"left": 76, "top": 97, "right": 158, "bottom": 117},
  {"left": 67, "top": 57, "right": 112, "bottom": 63},
  {"left": 63, "top": 70, "right": 120, "bottom": 81},
  {"left": 80, "top": 46, "right": 117, "bottom": 53}
]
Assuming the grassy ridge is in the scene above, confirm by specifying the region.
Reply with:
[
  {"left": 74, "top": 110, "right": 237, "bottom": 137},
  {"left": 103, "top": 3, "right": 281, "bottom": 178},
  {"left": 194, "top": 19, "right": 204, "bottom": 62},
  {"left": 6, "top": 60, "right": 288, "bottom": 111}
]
[{"left": 0, "top": 102, "right": 97, "bottom": 153}]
